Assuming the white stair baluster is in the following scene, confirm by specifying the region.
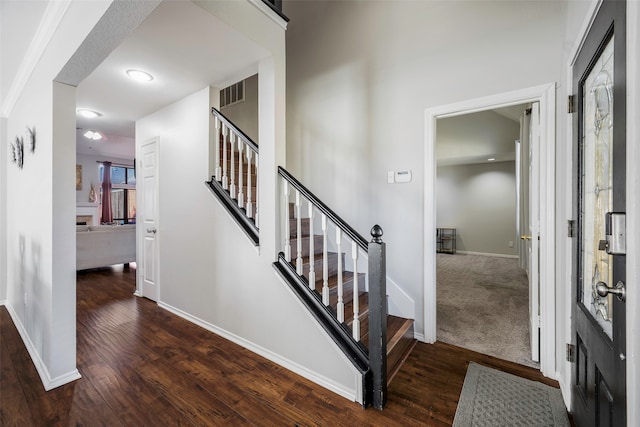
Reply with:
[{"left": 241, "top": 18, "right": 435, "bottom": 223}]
[
  {"left": 351, "top": 241, "right": 360, "bottom": 341},
  {"left": 322, "top": 214, "right": 329, "bottom": 305},
  {"left": 307, "top": 201, "right": 315, "bottom": 290},
  {"left": 336, "top": 228, "right": 344, "bottom": 323},
  {"left": 283, "top": 180, "right": 291, "bottom": 262},
  {"left": 229, "top": 133, "right": 236, "bottom": 198},
  {"left": 237, "top": 141, "right": 244, "bottom": 208},
  {"left": 214, "top": 117, "right": 221, "bottom": 181},
  {"left": 222, "top": 124, "right": 228, "bottom": 190},
  {"left": 246, "top": 149, "right": 253, "bottom": 218},
  {"left": 295, "top": 190, "right": 303, "bottom": 275},
  {"left": 254, "top": 153, "right": 259, "bottom": 228}
]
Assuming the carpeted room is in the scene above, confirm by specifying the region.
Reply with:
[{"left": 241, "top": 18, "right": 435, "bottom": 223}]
[{"left": 435, "top": 106, "right": 538, "bottom": 369}]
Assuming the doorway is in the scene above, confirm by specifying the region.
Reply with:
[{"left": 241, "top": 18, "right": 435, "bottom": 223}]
[
  {"left": 423, "top": 83, "right": 556, "bottom": 377},
  {"left": 434, "top": 104, "right": 536, "bottom": 367}
]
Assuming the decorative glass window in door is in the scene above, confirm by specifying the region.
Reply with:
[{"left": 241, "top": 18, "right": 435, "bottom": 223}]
[{"left": 581, "top": 36, "right": 614, "bottom": 338}]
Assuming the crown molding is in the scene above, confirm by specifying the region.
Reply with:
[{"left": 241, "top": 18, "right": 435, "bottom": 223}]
[{"left": 1, "top": 0, "right": 72, "bottom": 117}]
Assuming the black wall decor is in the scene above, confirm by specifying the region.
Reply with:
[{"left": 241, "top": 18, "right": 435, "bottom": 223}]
[
  {"left": 9, "top": 126, "right": 36, "bottom": 170},
  {"left": 27, "top": 126, "right": 36, "bottom": 153},
  {"left": 12, "top": 136, "right": 24, "bottom": 169}
]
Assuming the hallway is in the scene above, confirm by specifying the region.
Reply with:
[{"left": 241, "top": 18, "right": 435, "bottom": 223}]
[{"left": 1, "top": 265, "right": 562, "bottom": 425}]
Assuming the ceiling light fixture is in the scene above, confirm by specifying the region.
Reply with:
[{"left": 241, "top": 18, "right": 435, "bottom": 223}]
[
  {"left": 487, "top": 157, "right": 496, "bottom": 162},
  {"left": 77, "top": 108, "right": 101, "bottom": 118},
  {"left": 84, "top": 130, "right": 103, "bottom": 141},
  {"left": 126, "top": 69, "right": 154, "bottom": 82}
]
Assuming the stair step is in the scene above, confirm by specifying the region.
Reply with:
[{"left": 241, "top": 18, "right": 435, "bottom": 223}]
[
  {"left": 296, "top": 252, "right": 343, "bottom": 278},
  {"left": 289, "top": 217, "right": 312, "bottom": 238},
  {"left": 385, "top": 317, "right": 416, "bottom": 385},
  {"left": 290, "top": 235, "right": 324, "bottom": 257}
]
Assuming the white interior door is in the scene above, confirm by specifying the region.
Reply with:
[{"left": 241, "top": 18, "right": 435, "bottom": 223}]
[
  {"left": 139, "top": 138, "right": 159, "bottom": 301},
  {"left": 528, "top": 103, "right": 541, "bottom": 362}
]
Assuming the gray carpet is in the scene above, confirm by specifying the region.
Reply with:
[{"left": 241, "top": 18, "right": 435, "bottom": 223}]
[
  {"left": 437, "top": 253, "right": 539, "bottom": 368},
  {"left": 453, "top": 363, "right": 569, "bottom": 427}
]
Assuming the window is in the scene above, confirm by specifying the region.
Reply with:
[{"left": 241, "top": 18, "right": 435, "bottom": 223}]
[{"left": 100, "top": 164, "right": 136, "bottom": 224}]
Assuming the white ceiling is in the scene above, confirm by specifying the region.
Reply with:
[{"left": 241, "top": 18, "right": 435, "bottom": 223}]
[{"left": 75, "top": 0, "right": 269, "bottom": 158}]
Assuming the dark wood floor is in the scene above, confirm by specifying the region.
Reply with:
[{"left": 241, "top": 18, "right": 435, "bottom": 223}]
[{"left": 1, "top": 265, "right": 570, "bottom": 426}]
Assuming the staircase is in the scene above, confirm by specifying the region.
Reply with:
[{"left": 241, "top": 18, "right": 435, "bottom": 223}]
[
  {"left": 286, "top": 203, "right": 416, "bottom": 385},
  {"left": 206, "top": 107, "right": 416, "bottom": 408}
]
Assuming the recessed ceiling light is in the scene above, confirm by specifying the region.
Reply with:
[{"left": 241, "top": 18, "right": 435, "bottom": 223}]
[
  {"left": 487, "top": 157, "right": 496, "bottom": 161},
  {"left": 84, "top": 130, "right": 103, "bottom": 141},
  {"left": 77, "top": 109, "right": 101, "bottom": 118},
  {"left": 126, "top": 69, "right": 154, "bottom": 82}
]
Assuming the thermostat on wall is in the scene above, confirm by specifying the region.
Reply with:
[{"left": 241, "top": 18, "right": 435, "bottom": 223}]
[{"left": 394, "top": 170, "right": 412, "bottom": 183}]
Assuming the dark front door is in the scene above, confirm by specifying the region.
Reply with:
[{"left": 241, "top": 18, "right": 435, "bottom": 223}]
[{"left": 572, "top": 1, "right": 626, "bottom": 426}]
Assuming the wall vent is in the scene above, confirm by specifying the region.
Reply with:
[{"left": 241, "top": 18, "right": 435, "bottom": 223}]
[{"left": 220, "top": 80, "right": 245, "bottom": 109}]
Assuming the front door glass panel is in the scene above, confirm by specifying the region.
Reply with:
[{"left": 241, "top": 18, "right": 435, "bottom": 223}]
[{"left": 581, "top": 36, "right": 614, "bottom": 339}]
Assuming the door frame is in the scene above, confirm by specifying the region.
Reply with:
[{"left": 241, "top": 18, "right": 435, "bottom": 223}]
[{"left": 423, "top": 83, "right": 556, "bottom": 377}]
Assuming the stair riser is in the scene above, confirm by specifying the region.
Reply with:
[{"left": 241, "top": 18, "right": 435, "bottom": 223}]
[
  {"left": 290, "top": 236, "right": 324, "bottom": 257},
  {"left": 289, "top": 218, "right": 312, "bottom": 238},
  {"left": 299, "top": 252, "right": 343, "bottom": 278}
]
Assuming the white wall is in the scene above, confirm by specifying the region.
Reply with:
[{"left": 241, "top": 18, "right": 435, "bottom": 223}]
[
  {"left": 136, "top": 86, "right": 360, "bottom": 402},
  {"left": 2, "top": 0, "right": 113, "bottom": 389},
  {"left": 0, "top": 117, "right": 6, "bottom": 303},
  {"left": 220, "top": 73, "right": 259, "bottom": 143},
  {"left": 436, "top": 110, "right": 520, "bottom": 162},
  {"left": 285, "top": 0, "right": 566, "bottom": 336},
  {"left": 437, "top": 161, "right": 517, "bottom": 256}
]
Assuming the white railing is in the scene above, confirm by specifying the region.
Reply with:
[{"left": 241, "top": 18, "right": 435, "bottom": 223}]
[
  {"left": 278, "top": 168, "right": 379, "bottom": 344},
  {"left": 275, "top": 166, "right": 388, "bottom": 409},
  {"left": 208, "top": 108, "right": 259, "bottom": 244}
]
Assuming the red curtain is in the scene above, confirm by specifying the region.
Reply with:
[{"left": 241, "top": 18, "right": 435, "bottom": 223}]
[{"left": 101, "top": 162, "right": 113, "bottom": 223}]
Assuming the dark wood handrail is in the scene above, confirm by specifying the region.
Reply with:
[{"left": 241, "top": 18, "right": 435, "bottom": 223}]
[
  {"left": 277, "top": 166, "right": 368, "bottom": 250},
  {"left": 211, "top": 107, "right": 259, "bottom": 154}
]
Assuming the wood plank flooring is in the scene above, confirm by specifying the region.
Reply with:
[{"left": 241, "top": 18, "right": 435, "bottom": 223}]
[{"left": 1, "top": 265, "right": 572, "bottom": 426}]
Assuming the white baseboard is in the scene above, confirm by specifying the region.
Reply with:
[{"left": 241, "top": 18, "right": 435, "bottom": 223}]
[
  {"left": 5, "top": 303, "right": 81, "bottom": 391},
  {"left": 157, "top": 300, "right": 357, "bottom": 403},
  {"left": 455, "top": 251, "right": 518, "bottom": 259}
]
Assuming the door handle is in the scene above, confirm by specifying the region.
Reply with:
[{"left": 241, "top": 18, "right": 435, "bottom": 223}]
[
  {"left": 520, "top": 235, "right": 532, "bottom": 241},
  {"left": 596, "top": 281, "right": 626, "bottom": 302},
  {"left": 146, "top": 228, "right": 157, "bottom": 234}
]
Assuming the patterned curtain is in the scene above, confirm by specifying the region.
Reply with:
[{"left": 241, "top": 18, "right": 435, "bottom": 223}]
[{"left": 101, "top": 161, "right": 113, "bottom": 223}]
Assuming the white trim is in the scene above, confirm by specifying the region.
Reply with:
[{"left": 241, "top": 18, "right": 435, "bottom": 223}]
[
  {"left": 158, "top": 300, "right": 358, "bottom": 403},
  {"left": 423, "top": 83, "right": 556, "bottom": 379},
  {"left": 386, "top": 276, "right": 415, "bottom": 320},
  {"left": 246, "top": 0, "right": 288, "bottom": 30},
  {"left": 626, "top": 2, "right": 640, "bottom": 426},
  {"left": 1, "top": 0, "right": 72, "bottom": 116},
  {"left": 455, "top": 251, "right": 519, "bottom": 259},
  {"left": 5, "top": 303, "right": 81, "bottom": 390}
]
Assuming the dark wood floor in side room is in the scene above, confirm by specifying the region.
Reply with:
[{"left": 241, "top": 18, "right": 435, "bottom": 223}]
[{"left": 0, "top": 265, "right": 573, "bottom": 426}]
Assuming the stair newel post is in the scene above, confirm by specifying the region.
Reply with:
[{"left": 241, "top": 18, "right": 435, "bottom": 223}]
[
  {"left": 246, "top": 149, "right": 253, "bottom": 218},
  {"left": 321, "top": 214, "right": 329, "bottom": 305},
  {"left": 222, "top": 124, "right": 229, "bottom": 190},
  {"left": 230, "top": 133, "right": 237, "bottom": 198},
  {"left": 237, "top": 140, "right": 244, "bottom": 208},
  {"left": 351, "top": 240, "right": 359, "bottom": 340},
  {"left": 308, "top": 201, "right": 315, "bottom": 290},
  {"left": 336, "top": 229, "right": 344, "bottom": 322},
  {"left": 283, "top": 180, "right": 291, "bottom": 262},
  {"left": 214, "top": 116, "right": 222, "bottom": 182},
  {"left": 295, "top": 190, "right": 303, "bottom": 275},
  {"left": 368, "top": 224, "right": 387, "bottom": 410}
]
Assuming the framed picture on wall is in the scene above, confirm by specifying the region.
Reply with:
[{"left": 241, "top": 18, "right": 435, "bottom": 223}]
[{"left": 76, "top": 165, "right": 82, "bottom": 191}]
